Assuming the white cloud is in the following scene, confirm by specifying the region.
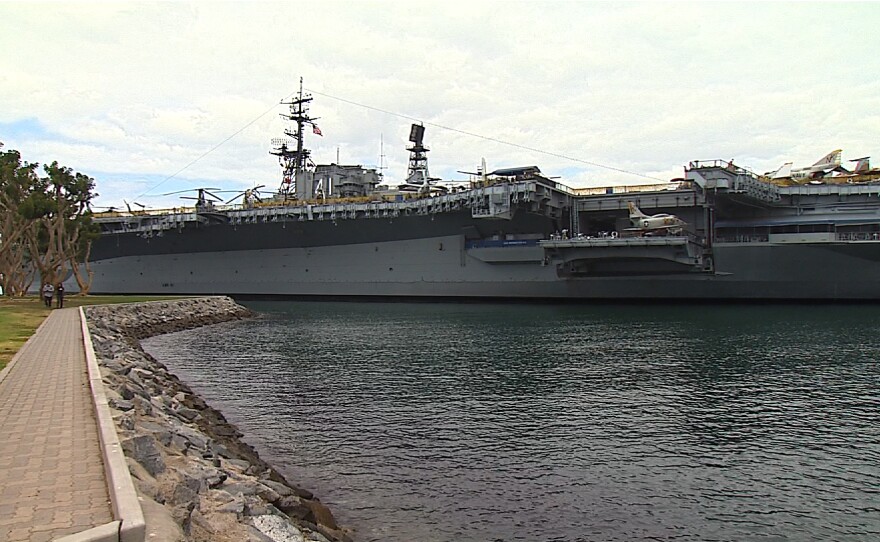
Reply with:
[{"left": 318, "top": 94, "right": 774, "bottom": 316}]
[{"left": 2, "top": 1, "right": 879, "bottom": 208}]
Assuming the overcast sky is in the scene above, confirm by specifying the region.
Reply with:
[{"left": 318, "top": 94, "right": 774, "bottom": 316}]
[{"left": 2, "top": 1, "right": 879, "bottom": 209}]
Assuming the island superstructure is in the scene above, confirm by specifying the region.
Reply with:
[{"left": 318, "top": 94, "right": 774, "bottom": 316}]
[{"left": 77, "top": 87, "right": 880, "bottom": 300}]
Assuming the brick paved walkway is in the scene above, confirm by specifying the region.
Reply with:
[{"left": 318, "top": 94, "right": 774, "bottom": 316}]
[{"left": 0, "top": 308, "right": 112, "bottom": 541}]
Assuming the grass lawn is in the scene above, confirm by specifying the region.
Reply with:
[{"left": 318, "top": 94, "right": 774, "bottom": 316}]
[{"left": 0, "top": 295, "right": 190, "bottom": 370}]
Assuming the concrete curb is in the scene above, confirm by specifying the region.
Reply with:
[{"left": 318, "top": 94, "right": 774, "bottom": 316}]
[
  {"left": 54, "top": 521, "right": 122, "bottom": 542},
  {"left": 78, "top": 308, "right": 146, "bottom": 542}
]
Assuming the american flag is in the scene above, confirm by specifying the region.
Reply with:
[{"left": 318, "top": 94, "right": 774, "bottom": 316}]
[{"left": 313, "top": 124, "right": 323, "bottom": 136}]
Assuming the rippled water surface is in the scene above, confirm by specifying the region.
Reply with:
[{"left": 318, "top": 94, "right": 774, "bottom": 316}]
[{"left": 142, "top": 301, "right": 880, "bottom": 541}]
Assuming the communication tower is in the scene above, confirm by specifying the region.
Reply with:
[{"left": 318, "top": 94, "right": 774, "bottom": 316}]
[
  {"left": 405, "top": 123, "right": 430, "bottom": 185},
  {"left": 271, "top": 78, "right": 319, "bottom": 200}
]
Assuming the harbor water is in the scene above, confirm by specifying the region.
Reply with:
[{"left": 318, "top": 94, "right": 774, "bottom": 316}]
[{"left": 142, "top": 301, "right": 880, "bottom": 542}]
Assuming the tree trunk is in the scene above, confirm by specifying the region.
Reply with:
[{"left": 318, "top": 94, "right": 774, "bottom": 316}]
[
  {"left": 2, "top": 232, "right": 34, "bottom": 296},
  {"left": 0, "top": 206, "right": 30, "bottom": 295},
  {"left": 69, "top": 239, "right": 93, "bottom": 295}
]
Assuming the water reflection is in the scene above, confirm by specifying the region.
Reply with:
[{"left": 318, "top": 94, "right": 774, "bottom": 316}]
[{"left": 143, "top": 301, "right": 880, "bottom": 542}]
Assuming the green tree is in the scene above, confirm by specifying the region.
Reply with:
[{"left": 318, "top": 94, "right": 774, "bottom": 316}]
[
  {"left": 0, "top": 144, "right": 41, "bottom": 296},
  {"left": 0, "top": 143, "right": 99, "bottom": 296}
]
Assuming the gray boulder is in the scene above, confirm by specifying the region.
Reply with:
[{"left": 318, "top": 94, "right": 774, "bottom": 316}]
[{"left": 121, "top": 434, "right": 166, "bottom": 476}]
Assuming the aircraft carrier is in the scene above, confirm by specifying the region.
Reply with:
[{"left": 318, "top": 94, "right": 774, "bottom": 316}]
[{"left": 76, "top": 88, "right": 880, "bottom": 301}]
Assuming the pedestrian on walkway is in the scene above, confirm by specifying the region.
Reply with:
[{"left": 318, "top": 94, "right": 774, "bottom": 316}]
[
  {"left": 56, "top": 282, "right": 65, "bottom": 308},
  {"left": 42, "top": 283, "right": 54, "bottom": 307}
]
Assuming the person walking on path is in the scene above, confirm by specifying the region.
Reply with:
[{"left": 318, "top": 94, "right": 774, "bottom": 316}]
[
  {"left": 42, "top": 282, "right": 54, "bottom": 307},
  {"left": 56, "top": 282, "right": 65, "bottom": 308}
]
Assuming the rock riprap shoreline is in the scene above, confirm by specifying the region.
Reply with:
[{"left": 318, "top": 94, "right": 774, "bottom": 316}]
[{"left": 85, "top": 296, "right": 352, "bottom": 542}]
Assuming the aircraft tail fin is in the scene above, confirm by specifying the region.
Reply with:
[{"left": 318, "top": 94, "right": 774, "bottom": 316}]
[
  {"left": 851, "top": 157, "right": 870, "bottom": 173},
  {"left": 628, "top": 202, "right": 648, "bottom": 219},
  {"left": 813, "top": 149, "right": 842, "bottom": 168}
]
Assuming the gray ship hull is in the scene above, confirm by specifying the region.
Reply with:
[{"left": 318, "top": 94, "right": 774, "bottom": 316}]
[
  {"left": 76, "top": 166, "right": 880, "bottom": 301},
  {"left": 77, "top": 234, "right": 880, "bottom": 300}
]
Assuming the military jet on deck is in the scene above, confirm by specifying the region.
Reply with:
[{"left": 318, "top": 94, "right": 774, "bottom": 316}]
[{"left": 625, "top": 202, "right": 686, "bottom": 235}]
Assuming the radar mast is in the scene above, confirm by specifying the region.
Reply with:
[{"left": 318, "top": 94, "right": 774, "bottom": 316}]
[
  {"left": 405, "top": 123, "right": 430, "bottom": 185},
  {"left": 271, "top": 78, "right": 319, "bottom": 200}
]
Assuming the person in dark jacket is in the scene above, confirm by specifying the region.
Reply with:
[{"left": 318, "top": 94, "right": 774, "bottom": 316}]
[{"left": 56, "top": 283, "right": 65, "bottom": 308}]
